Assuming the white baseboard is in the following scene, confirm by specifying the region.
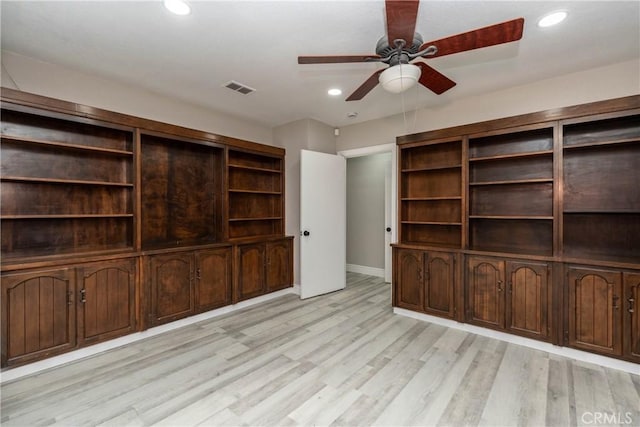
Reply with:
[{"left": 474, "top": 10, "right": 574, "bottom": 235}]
[
  {"left": 393, "top": 308, "right": 639, "bottom": 375},
  {"left": 1, "top": 287, "right": 299, "bottom": 383},
  {"left": 346, "top": 263, "right": 385, "bottom": 278}
]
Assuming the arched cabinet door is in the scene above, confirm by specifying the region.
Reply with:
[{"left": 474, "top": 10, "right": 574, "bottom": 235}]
[
  {"left": 467, "top": 256, "right": 505, "bottom": 329},
  {"left": 424, "top": 252, "right": 455, "bottom": 319},
  {"left": 395, "top": 249, "right": 424, "bottom": 312},
  {"left": 236, "top": 243, "right": 266, "bottom": 302},
  {"left": 78, "top": 259, "right": 136, "bottom": 344},
  {"left": 1, "top": 269, "right": 76, "bottom": 367},
  {"left": 568, "top": 267, "right": 623, "bottom": 356},
  {"left": 195, "top": 248, "right": 232, "bottom": 311},
  {"left": 624, "top": 272, "right": 640, "bottom": 361},
  {"left": 505, "top": 261, "right": 550, "bottom": 340},
  {"left": 266, "top": 239, "right": 292, "bottom": 292},
  {"left": 148, "top": 252, "right": 194, "bottom": 325}
]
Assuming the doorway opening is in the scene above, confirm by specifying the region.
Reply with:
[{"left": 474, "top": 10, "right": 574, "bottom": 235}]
[{"left": 339, "top": 144, "right": 397, "bottom": 283}]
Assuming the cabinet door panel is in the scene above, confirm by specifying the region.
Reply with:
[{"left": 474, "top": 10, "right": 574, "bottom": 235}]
[
  {"left": 568, "top": 267, "right": 622, "bottom": 356},
  {"left": 78, "top": 259, "right": 136, "bottom": 344},
  {"left": 395, "top": 249, "right": 424, "bottom": 311},
  {"left": 467, "top": 257, "right": 505, "bottom": 329},
  {"left": 236, "top": 244, "right": 266, "bottom": 301},
  {"left": 196, "top": 248, "right": 232, "bottom": 311},
  {"left": 425, "top": 252, "right": 455, "bottom": 318},
  {"left": 624, "top": 272, "right": 640, "bottom": 361},
  {"left": 506, "top": 261, "right": 550, "bottom": 340},
  {"left": 2, "top": 269, "right": 76, "bottom": 367},
  {"left": 266, "top": 239, "right": 292, "bottom": 292},
  {"left": 149, "top": 253, "right": 194, "bottom": 324}
]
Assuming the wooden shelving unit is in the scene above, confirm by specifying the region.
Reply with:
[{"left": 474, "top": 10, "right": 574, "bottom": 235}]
[
  {"left": 468, "top": 126, "right": 554, "bottom": 256},
  {"left": 1, "top": 109, "right": 134, "bottom": 260},
  {"left": 0, "top": 89, "right": 293, "bottom": 368},
  {"left": 227, "top": 149, "right": 284, "bottom": 240},
  {"left": 394, "top": 97, "right": 640, "bottom": 362},
  {"left": 561, "top": 112, "right": 640, "bottom": 264},
  {"left": 399, "top": 139, "right": 462, "bottom": 248}
]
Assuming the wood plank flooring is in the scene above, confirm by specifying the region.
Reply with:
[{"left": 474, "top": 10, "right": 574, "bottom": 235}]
[{"left": 2, "top": 272, "right": 639, "bottom": 426}]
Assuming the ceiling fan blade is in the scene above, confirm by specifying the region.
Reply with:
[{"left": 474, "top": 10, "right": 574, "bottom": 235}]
[
  {"left": 385, "top": 0, "right": 420, "bottom": 46},
  {"left": 415, "top": 62, "right": 456, "bottom": 94},
  {"left": 419, "top": 17, "right": 525, "bottom": 57},
  {"left": 298, "top": 55, "right": 381, "bottom": 64},
  {"left": 346, "top": 69, "right": 384, "bottom": 101}
]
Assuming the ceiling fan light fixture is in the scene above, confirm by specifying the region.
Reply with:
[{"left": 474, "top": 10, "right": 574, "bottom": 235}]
[
  {"left": 164, "top": 0, "right": 191, "bottom": 16},
  {"left": 538, "top": 11, "right": 567, "bottom": 27},
  {"left": 379, "top": 64, "right": 421, "bottom": 94}
]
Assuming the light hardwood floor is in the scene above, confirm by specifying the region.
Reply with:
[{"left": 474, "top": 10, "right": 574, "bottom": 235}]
[{"left": 2, "top": 272, "right": 639, "bottom": 426}]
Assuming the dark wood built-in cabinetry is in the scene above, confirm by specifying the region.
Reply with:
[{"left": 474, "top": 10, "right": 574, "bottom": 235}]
[
  {"left": 393, "top": 96, "right": 640, "bottom": 364},
  {"left": 0, "top": 89, "right": 293, "bottom": 368}
]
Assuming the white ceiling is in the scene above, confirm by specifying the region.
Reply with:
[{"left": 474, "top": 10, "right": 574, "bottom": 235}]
[{"left": 1, "top": 1, "right": 639, "bottom": 128}]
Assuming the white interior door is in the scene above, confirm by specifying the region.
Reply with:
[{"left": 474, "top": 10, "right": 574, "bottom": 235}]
[{"left": 300, "top": 149, "right": 346, "bottom": 299}]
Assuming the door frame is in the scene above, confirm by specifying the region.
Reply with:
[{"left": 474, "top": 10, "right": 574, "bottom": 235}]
[{"left": 338, "top": 143, "right": 398, "bottom": 283}]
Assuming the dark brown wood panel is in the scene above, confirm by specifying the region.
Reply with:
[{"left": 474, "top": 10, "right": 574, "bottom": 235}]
[
  {"left": 229, "top": 193, "right": 282, "bottom": 220},
  {"left": 229, "top": 168, "right": 281, "bottom": 193},
  {"left": 1, "top": 109, "right": 133, "bottom": 152},
  {"left": 229, "top": 220, "right": 282, "bottom": 240},
  {"left": 563, "top": 147, "right": 640, "bottom": 212},
  {"left": 425, "top": 251, "right": 455, "bottom": 318},
  {"left": 1, "top": 218, "right": 133, "bottom": 260},
  {"left": 567, "top": 267, "right": 623, "bottom": 356},
  {"left": 236, "top": 244, "right": 266, "bottom": 301},
  {"left": 141, "top": 134, "right": 223, "bottom": 249},
  {"left": 148, "top": 253, "right": 194, "bottom": 325},
  {"left": 401, "top": 141, "right": 461, "bottom": 170},
  {"left": 623, "top": 272, "right": 640, "bottom": 361},
  {"left": 402, "top": 169, "right": 461, "bottom": 199},
  {"left": 467, "top": 256, "right": 505, "bottom": 329},
  {"left": 1, "top": 143, "right": 132, "bottom": 184},
  {"left": 469, "top": 128, "right": 553, "bottom": 158},
  {"left": 401, "top": 224, "right": 461, "bottom": 248},
  {"left": 563, "top": 214, "right": 640, "bottom": 264},
  {"left": 78, "top": 259, "right": 136, "bottom": 344},
  {"left": 395, "top": 249, "right": 424, "bottom": 311},
  {"left": 402, "top": 199, "right": 461, "bottom": 223},
  {"left": 266, "top": 239, "right": 293, "bottom": 292},
  {"left": 1, "top": 269, "right": 76, "bottom": 367},
  {"left": 228, "top": 150, "right": 282, "bottom": 171},
  {"left": 470, "top": 218, "right": 552, "bottom": 256},
  {"left": 469, "top": 156, "right": 552, "bottom": 183},
  {"left": 563, "top": 114, "right": 640, "bottom": 147},
  {"left": 195, "top": 248, "right": 232, "bottom": 311},
  {"left": 470, "top": 183, "right": 553, "bottom": 217},
  {"left": 506, "top": 261, "right": 550, "bottom": 340}
]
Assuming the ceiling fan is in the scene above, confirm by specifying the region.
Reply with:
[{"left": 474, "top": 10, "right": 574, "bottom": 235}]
[{"left": 298, "top": 0, "right": 524, "bottom": 101}]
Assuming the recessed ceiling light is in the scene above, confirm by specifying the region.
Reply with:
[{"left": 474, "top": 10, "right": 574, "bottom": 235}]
[
  {"left": 164, "top": 0, "right": 191, "bottom": 16},
  {"left": 328, "top": 88, "right": 342, "bottom": 96},
  {"left": 538, "top": 11, "right": 567, "bottom": 27}
]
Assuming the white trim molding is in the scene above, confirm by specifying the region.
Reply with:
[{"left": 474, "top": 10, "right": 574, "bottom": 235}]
[
  {"left": 394, "top": 307, "right": 639, "bottom": 375},
  {"left": 346, "top": 264, "right": 385, "bottom": 278},
  {"left": 1, "top": 287, "right": 299, "bottom": 383}
]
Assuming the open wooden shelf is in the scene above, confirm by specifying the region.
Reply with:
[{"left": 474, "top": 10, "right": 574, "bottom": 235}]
[
  {"left": 229, "top": 217, "right": 283, "bottom": 222},
  {"left": 0, "top": 176, "right": 133, "bottom": 187},
  {"left": 469, "top": 215, "right": 552, "bottom": 220},
  {"left": 401, "top": 164, "right": 462, "bottom": 172},
  {"left": 228, "top": 164, "right": 282, "bottom": 173},
  {"left": 469, "top": 178, "right": 553, "bottom": 186},
  {"left": 563, "top": 137, "right": 638, "bottom": 150},
  {"left": 469, "top": 149, "right": 553, "bottom": 162},
  {"left": 1, "top": 134, "right": 133, "bottom": 156},
  {"left": 1, "top": 214, "right": 133, "bottom": 219}
]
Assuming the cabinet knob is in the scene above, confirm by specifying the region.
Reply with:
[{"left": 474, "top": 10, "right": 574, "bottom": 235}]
[
  {"left": 497, "top": 280, "right": 503, "bottom": 292},
  {"left": 613, "top": 295, "right": 620, "bottom": 310},
  {"left": 196, "top": 268, "right": 201, "bottom": 280},
  {"left": 628, "top": 297, "right": 635, "bottom": 313},
  {"left": 80, "top": 289, "right": 86, "bottom": 304}
]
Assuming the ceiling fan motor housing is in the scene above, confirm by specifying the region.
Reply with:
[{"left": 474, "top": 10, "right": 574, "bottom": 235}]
[{"left": 376, "top": 32, "right": 424, "bottom": 65}]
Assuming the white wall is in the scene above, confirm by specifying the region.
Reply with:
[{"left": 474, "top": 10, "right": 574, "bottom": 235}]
[
  {"left": 1, "top": 51, "right": 273, "bottom": 144},
  {"left": 346, "top": 153, "right": 390, "bottom": 270},
  {"left": 273, "top": 118, "right": 336, "bottom": 284},
  {"left": 336, "top": 59, "right": 640, "bottom": 151}
]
